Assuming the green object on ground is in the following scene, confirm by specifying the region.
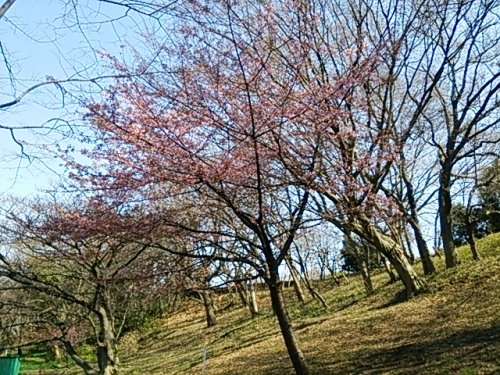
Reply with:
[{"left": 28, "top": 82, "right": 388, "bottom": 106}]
[{"left": 0, "top": 357, "right": 21, "bottom": 375}]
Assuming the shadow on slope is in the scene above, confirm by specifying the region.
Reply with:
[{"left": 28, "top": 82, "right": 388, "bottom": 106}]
[{"left": 334, "top": 324, "right": 500, "bottom": 375}]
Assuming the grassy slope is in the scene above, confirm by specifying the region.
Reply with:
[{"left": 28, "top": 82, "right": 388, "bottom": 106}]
[{"left": 25, "top": 234, "right": 500, "bottom": 375}]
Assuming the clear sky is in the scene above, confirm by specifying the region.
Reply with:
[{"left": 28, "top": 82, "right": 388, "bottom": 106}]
[{"left": 0, "top": 0, "right": 154, "bottom": 197}]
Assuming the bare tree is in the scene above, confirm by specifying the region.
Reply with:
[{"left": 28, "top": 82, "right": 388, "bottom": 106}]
[{"left": 422, "top": 0, "right": 500, "bottom": 267}]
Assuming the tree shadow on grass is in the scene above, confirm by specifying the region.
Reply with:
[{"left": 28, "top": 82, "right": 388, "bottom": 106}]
[
  {"left": 329, "top": 324, "right": 500, "bottom": 375},
  {"left": 375, "top": 289, "right": 413, "bottom": 310},
  {"left": 141, "top": 324, "right": 499, "bottom": 375}
]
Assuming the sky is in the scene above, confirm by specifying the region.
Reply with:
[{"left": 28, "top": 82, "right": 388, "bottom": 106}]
[{"left": 0, "top": 0, "right": 155, "bottom": 197}]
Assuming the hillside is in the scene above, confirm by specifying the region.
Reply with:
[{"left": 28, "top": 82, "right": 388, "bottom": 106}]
[{"left": 24, "top": 234, "right": 500, "bottom": 375}]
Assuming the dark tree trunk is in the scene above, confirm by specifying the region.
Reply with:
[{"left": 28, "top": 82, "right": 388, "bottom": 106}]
[
  {"left": 267, "top": 269, "right": 310, "bottom": 375},
  {"left": 60, "top": 339, "right": 98, "bottom": 375},
  {"left": 285, "top": 255, "right": 306, "bottom": 303},
  {"left": 236, "top": 281, "right": 249, "bottom": 307},
  {"left": 294, "top": 246, "right": 328, "bottom": 308},
  {"left": 331, "top": 275, "right": 341, "bottom": 286},
  {"left": 465, "top": 219, "right": 481, "bottom": 261},
  {"left": 401, "top": 161, "right": 436, "bottom": 274},
  {"left": 439, "top": 167, "right": 459, "bottom": 268},
  {"left": 347, "top": 233, "right": 373, "bottom": 296},
  {"left": 392, "top": 220, "right": 414, "bottom": 264},
  {"left": 327, "top": 264, "right": 342, "bottom": 285},
  {"left": 330, "top": 269, "right": 350, "bottom": 285},
  {"left": 409, "top": 217, "right": 436, "bottom": 275},
  {"left": 358, "top": 253, "right": 373, "bottom": 295},
  {"left": 97, "top": 346, "right": 119, "bottom": 375},
  {"left": 318, "top": 258, "right": 326, "bottom": 280},
  {"left": 402, "top": 227, "right": 415, "bottom": 264},
  {"left": 57, "top": 304, "right": 119, "bottom": 375},
  {"left": 302, "top": 274, "right": 328, "bottom": 308}
]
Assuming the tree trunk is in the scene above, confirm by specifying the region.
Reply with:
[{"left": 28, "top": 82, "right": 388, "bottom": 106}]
[
  {"left": 61, "top": 339, "right": 98, "bottom": 375},
  {"left": 302, "top": 274, "right": 328, "bottom": 308},
  {"left": 408, "top": 217, "right": 436, "bottom": 275},
  {"left": 285, "top": 255, "right": 306, "bottom": 303},
  {"left": 200, "top": 290, "right": 217, "bottom": 327},
  {"left": 350, "top": 239, "right": 373, "bottom": 295},
  {"left": 236, "top": 281, "right": 249, "bottom": 307},
  {"left": 439, "top": 167, "right": 459, "bottom": 267},
  {"left": 326, "top": 264, "right": 343, "bottom": 285},
  {"left": 267, "top": 270, "right": 310, "bottom": 375},
  {"left": 401, "top": 160, "right": 436, "bottom": 274},
  {"left": 359, "top": 256, "right": 373, "bottom": 295},
  {"left": 465, "top": 219, "right": 481, "bottom": 261},
  {"left": 318, "top": 258, "right": 326, "bottom": 280},
  {"left": 97, "top": 306, "right": 119, "bottom": 375},
  {"left": 97, "top": 346, "right": 119, "bottom": 375},
  {"left": 392, "top": 220, "right": 415, "bottom": 264},
  {"left": 247, "top": 280, "right": 259, "bottom": 316},
  {"left": 402, "top": 227, "right": 415, "bottom": 264},
  {"left": 354, "top": 217, "right": 426, "bottom": 299},
  {"left": 381, "top": 255, "right": 398, "bottom": 284}
]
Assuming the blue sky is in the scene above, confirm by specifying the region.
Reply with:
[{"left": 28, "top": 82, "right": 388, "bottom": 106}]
[{"left": 0, "top": 0, "right": 153, "bottom": 197}]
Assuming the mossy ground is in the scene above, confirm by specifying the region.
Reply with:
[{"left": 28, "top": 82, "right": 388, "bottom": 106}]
[{"left": 22, "top": 234, "right": 500, "bottom": 374}]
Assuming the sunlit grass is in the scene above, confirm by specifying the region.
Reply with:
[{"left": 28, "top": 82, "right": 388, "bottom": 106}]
[{"left": 22, "top": 233, "right": 499, "bottom": 374}]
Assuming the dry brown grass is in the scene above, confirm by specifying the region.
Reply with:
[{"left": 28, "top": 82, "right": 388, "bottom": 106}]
[
  {"left": 121, "top": 234, "right": 499, "bottom": 375},
  {"left": 24, "top": 234, "right": 500, "bottom": 374}
]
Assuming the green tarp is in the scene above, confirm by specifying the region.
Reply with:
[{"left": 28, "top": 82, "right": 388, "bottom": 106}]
[{"left": 0, "top": 357, "right": 21, "bottom": 375}]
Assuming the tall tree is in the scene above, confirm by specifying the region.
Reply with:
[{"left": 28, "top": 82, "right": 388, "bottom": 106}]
[
  {"left": 333, "top": 0, "right": 500, "bottom": 269},
  {"left": 326, "top": 0, "right": 440, "bottom": 275},
  {"left": 419, "top": 0, "right": 500, "bottom": 267}
]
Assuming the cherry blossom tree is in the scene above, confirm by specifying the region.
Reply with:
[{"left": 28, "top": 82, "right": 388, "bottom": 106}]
[
  {"left": 66, "top": 2, "right": 353, "bottom": 374},
  {"left": 0, "top": 197, "right": 174, "bottom": 375},
  {"left": 262, "top": 0, "right": 427, "bottom": 297}
]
